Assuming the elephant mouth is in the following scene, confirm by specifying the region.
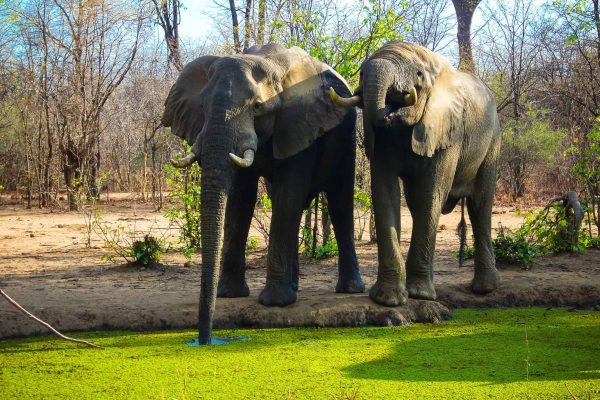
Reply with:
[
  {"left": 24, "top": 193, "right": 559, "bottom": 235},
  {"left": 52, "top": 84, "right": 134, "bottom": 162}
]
[{"left": 382, "top": 87, "right": 418, "bottom": 126}]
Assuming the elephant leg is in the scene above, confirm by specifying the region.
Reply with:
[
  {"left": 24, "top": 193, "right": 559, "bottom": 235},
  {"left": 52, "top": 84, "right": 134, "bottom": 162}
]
[
  {"left": 326, "top": 162, "right": 365, "bottom": 293},
  {"left": 217, "top": 169, "right": 258, "bottom": 298},
  {"left": 369, "top": 159, "right": 407, "bottom": 306},
  {"left": 259, "top": 162, "right": 312, "bottom": 307},
  {"left": 467, "top": 161, "right": 500, "bottom": 294},
  {"left": 404, "top": 179, "right": 445, "bottom": 301}
]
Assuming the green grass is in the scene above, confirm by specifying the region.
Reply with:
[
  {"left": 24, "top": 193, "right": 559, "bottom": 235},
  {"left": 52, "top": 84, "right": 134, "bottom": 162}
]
[{"left": 1, "top": 308, "right": 599, "bottom": 399}]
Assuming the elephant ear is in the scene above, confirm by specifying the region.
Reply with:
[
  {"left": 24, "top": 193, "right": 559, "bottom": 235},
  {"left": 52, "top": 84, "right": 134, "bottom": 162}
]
[
  {"left": 162, "top": 55, "right": 220, "bottom": 145},
  {"left": 272, "top": 54, "right": 352, "bottom": 159},
  {"left": 411, "top": 71, "right": 464, "bottom": 158}
]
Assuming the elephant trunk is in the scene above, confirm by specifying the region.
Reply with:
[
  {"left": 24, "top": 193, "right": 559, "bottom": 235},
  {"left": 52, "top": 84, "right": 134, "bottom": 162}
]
[
  {"left": 363, "top": 59, "right": 395, "bottom": 126},
  {"left": 361, "top": 59, "right": 395, "bottom": 159},
  {"left": 198, "top": 121, "right": 235, "bottom": 345}
]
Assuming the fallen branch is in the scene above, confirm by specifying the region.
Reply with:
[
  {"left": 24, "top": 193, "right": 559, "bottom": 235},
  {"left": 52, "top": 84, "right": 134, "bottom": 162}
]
[{"left": 0, "top": 289, "right": 103, "bottom": 349}]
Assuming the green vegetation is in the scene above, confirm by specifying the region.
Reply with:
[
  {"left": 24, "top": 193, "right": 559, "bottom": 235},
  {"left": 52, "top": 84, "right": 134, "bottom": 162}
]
[
  {"left": 278, "top": 0, "right": 407, "bottom": 87},
  {"left": 498, "top": 106, "right": 566, "bottom": 200},
  {"left": 492, "top": 224, "right": 541, "bottom": 267},
  {"left": 130, "top": 235, "right": 165, "bottom": 267},
  {"left": 164, "top": 145, "right": 202, "bottom": 259},
  {"left": 245, "top": 236, "right": 260, "bottom": 255},
  {"left": 314, "top": 237, "right": 339, "bottom": 259},
  {"left": 456, "top": 199, "right": 599, "bottom": 267},
  {"left": 568, "top": 116, "right": 600, "bottom": 238},
  {"left": 97, "top": 221, "right": 169, "bottom": 267},
  {"left": 1, "top": 308, "right": 598, "bottom": 399}
]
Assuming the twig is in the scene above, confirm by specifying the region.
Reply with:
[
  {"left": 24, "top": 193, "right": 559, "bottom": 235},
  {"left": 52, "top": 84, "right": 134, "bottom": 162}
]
[
  {"left": 564, "top": 383, "right": 578, "bottom": 400},
  {"left": 0, "top": 289, "right": 103, "bottom": 349}
]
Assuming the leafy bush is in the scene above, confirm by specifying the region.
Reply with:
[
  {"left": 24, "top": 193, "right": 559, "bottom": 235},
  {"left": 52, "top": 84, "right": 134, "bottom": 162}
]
[
  {"left": 301, "top": 225, "right": 339, "bottom": 259},
  {"left": 131, "top": 235, "right": 165, "bottom": 267},
  {"left": 246, "top": 236, "right": 260, "bottom": 255},
  {"left": 455, "top": 197, "right": 596, "bottom": 267},
  {"left": 498, "top": 107, "right": 566, "bottom": 199},
  {"left": 315, "top": 237, "right": 339, "bottom": 259},
  {"left": 164, "top": 145, "right": 201, "bottom": 259},
  {"left": 252, "top": 191, "right": 272, "bottom": 245},
  {"left": 97, "top": 221, "right": 169, "bottom": 268},
  {"left": 451, "top": 245, "right": 475, "bottom": 262},
  {"left": 493, "top": 224, "right": 541, "bottom": 267},
  {"left": 567, "top": 117, "right": 600, "bottom": 237},
  {"left": 354, "top": 189, "right": 372, "bottom": 241}
]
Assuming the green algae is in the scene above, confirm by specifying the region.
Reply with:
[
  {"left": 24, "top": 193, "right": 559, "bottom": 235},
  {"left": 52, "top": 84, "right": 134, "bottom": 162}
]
[{"left": 1, "top": 308, "right": 598, "bottom": 399}]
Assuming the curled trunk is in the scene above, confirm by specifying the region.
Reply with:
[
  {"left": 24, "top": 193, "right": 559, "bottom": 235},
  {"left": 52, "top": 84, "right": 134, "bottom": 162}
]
[{"left": 361, "top": 60, "right": 395, "bottom": 158}]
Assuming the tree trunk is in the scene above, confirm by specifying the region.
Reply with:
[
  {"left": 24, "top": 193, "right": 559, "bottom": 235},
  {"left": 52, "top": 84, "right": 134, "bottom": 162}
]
[
  {"left": 244, "top": 0, "right": 253, "bottom": 50},
  {"left": 36, "top": 119, "right": 43, "bottom": 209},
  {"left": 311, "top": 197, "right": 318, "bottom": 257},
  {"left": 451, "top": 0, "right": 481, "bottom": 74},
  {"left": 89, "top": 137, "right": 100, "bottom": 198},
  {"left": 151, "top": 140, "right": 158, "bottom": 207},
  {"left": 320, "top": 194, "right": 331, "bottom": 246},
  {"left": 63, "top": 149, "right": 80, "bottom": 211},
  {"left": 369, "top": 207, "right": 377, "bottom": 243},
  {"left": 303, "top": 202, "right": 312, "bottom": 248},
  {"left": 43, "top": 123, "right": 53, "bottom": 207},
  {"left": 229, "top": 0, "right": 242, "bottom": 53},
  {"left": 594, "top": 0, "right": 599, "bottom": 67},
  {"left": 153, "top": 0, "right": 183, "bottom": 71},
  {"left": 257, "top": 0, "right": 266, "bottom": 45}
]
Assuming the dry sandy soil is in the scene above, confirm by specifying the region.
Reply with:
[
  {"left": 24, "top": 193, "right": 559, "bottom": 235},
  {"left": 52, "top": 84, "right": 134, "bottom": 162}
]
[{"left": 0, "top": 194, "right": 598, "bottom": 338}]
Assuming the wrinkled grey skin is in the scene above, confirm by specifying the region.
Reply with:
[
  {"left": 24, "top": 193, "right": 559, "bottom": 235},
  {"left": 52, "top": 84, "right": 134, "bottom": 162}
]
[
  {"left": 344, "top": 42, "right": 501, "bottom": 306},
  {"left": 162, "top": 44, "right": 364, "bottom": 344}
]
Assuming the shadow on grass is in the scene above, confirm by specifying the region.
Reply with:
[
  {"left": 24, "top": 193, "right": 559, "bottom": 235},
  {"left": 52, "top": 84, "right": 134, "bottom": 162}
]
[{"left": 343, "top": 325, "right": 600, "bottom": 384}]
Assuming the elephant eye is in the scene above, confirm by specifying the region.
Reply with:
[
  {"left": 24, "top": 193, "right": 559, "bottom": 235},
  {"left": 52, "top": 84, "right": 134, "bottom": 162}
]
[
  {"left": 253, "top": 101, "right": 264, "bottom": 112},
  {"left": 417, "top": 70, "right": 423, "bottom": 78}
]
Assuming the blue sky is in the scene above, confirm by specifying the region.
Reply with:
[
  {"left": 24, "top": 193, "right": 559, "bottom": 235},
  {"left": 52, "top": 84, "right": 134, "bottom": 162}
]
[
  {"left": 179, "top": 1, "right": 215, "bottom": 40},
  {"left": 177, "top": 0, "right": 478, "bottom": 43},
  {"left": 176, "top": 1, "right": 545, "bottom": 44}
]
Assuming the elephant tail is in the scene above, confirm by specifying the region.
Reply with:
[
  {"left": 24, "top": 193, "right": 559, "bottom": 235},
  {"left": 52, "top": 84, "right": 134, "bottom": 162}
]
[{"left": 457, "top": 198, "right": 467, "bottom": 267}]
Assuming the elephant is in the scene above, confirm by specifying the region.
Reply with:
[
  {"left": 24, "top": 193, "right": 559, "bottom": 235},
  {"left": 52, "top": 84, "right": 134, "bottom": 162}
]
[
  {"left": 330, "top": 41, "right": 501, "bottom": 306},
  {"left": 162, "top": 43, "right": 365, "bottom": 344}
]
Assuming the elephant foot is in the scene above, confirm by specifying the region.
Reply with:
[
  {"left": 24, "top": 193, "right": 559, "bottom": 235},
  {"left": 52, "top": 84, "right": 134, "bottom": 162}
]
[
  {"left": 217, "top": 279, "right": 250, "bottom": 298},
  {"left": 369, "top": 279, "right": 408, "bottom": 307},
  {"left": 471, "top": 267, "right": 500, "bottom": 294},
  {"left": 336, "top": 272, "right": 365, "bottom": 293},
  {"left": 259, "top": 282, "right": 297, "bottom": 307},
  {"left": 407, "top": 275, "right": 437, "bottom": 300}
]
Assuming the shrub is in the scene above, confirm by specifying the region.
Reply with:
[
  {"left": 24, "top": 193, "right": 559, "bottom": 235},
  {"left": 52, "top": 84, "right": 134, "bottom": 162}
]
[
  {"left": 252, "top": 191, "right": 272, "bottom": 245},
  {"left": 131, "top": 235, "right": 165, "bottom": 267},
  {"left": 567, "top": 117, "right": 600, "bottom": 237},
  {"left": 493, "top": 224, "right": 541, "bottom": 267},
  {"left": 454, "top": 195, "right": 595, "bottom": 267},
  {"left": 164, "top": 146, "right": 201, "bottom": 259},
  {"left": 96, "top": 220, "right": 170, "bottom": 268},
  {"left": 246, "top": 236, "right": 260, "bottom": 255},
  {"left": 315, "top": 237, "right": 339, "bottom": 259}
]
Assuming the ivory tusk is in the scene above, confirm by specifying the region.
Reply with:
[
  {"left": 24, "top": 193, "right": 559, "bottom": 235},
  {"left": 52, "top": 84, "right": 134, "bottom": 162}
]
[
  {"left": 403, "top": 87, "right": 417, "bottom": 106},
  {"left": 229, "top": 149, "right": 255, "bottom": 168},
  {"left": 329, "top": 87, "right": 362, "bottom": 108},
  {"left": 170, "top": 152, "right": 196, "bottom": 168}
]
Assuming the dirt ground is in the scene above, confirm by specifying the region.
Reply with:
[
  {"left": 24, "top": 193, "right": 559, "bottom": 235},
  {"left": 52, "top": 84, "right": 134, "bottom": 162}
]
[{"left": 0, "top": 194, "right": 598, "bottom": 338}]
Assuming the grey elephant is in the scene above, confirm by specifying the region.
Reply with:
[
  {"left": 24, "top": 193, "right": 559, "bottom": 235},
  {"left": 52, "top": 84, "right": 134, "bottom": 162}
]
[
  {"left": 162, "top": 43, "right": 364, "bottom": 344},
  {"left": 331, "top": 41, "right": 501, "bottom": 306}
]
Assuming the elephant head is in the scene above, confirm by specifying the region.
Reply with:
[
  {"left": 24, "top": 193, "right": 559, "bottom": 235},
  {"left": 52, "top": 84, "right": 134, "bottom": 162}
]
[
  {"left": 162, "top": 43, "right": 349, "bottom": 345},
  {"left": 331, "top": 41, "right": 464, "bottom": 159}
]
